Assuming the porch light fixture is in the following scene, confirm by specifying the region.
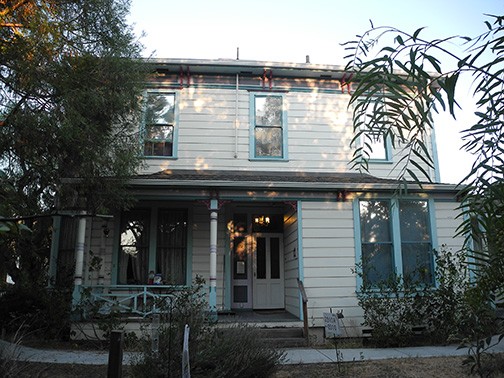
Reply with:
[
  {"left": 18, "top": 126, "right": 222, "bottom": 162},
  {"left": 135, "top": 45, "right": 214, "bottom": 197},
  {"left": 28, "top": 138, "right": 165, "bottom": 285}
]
[{"left": 254, "top": 215, "right": 270, "bottom": 226}]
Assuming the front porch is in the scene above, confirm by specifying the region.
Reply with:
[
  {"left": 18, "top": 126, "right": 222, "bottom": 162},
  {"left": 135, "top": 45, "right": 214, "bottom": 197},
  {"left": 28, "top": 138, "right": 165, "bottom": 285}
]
[{"left": 72, "top": 284, "right": 307, "bottom": 345}]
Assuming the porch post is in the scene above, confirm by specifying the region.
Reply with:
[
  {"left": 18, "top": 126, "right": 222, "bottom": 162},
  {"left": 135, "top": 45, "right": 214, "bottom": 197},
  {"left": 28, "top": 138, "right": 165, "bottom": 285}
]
[
  {"left": 208, "top": 199, "right": 219, "bottom": 321},
  {"left": 72, "top": 212, "right": 87, "bottom": 309},
  {"left": 48, "top": 215, "right": 61, "bottom": 287}
]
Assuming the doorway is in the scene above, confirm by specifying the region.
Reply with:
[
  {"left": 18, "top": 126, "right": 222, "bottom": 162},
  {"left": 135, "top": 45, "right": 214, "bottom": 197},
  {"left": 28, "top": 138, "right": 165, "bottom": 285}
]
[{"left": 231, "top": 233, "right": 284, "bottom": 310}]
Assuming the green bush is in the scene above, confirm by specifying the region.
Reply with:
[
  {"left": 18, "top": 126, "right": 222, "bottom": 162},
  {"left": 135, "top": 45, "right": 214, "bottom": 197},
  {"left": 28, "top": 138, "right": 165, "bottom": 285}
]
[
  {"left": 131, "top": 276, "right": 284, "bottom": 378},
  {"left": 0, "top": 284, "right": 72, "bottom": 340},
  {"left": 192, "top": 325, "right": 285, "bottom": 378},
  {"left": 355, "top": 245, "right": 498, "bottom": 347}
]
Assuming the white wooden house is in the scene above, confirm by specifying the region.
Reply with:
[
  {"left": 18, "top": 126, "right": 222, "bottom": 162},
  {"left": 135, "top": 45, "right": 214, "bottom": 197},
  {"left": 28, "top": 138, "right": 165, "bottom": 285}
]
[{"left": 49, "top": 59, "right": 463, "bottom": 338}]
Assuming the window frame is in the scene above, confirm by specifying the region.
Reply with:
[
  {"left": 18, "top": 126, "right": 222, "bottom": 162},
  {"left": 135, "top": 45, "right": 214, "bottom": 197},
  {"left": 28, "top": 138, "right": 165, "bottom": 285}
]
[
  {"left": 354, "top": 196, "right": 438, "bottom": 289},
  {"left": 249, "top": 93, "right": 288, "bottom": 161},
  {"left": 112, "top": 206, "right": 191, "bottom": 285},
  {"left": 142, "top": 90, "right": 179, "bottom": 159},
  {"left": 355, "top": 98, "right": 393, "bottom": 163}
]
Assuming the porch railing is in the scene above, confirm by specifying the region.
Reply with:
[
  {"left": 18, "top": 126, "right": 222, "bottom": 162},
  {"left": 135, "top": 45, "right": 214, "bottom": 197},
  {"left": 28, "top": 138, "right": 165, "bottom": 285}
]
[
  {"left": 297, "top": 278, "right": 309, "bottom": 343},
  {"left": 81, "top": 285, "right": 187, "bottom": 318}
]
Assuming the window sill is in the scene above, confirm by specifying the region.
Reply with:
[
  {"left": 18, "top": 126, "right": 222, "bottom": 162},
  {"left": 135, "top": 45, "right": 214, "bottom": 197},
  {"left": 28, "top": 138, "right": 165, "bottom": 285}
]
[
  {"left": 249, "top": 157, "right": 289, "bottom": 162},
  {"left": 369, "top": 159, "right": 393, "bottom": 164},
  {"left": 143, "top": 156, "right": 178, "bottom": 160}
]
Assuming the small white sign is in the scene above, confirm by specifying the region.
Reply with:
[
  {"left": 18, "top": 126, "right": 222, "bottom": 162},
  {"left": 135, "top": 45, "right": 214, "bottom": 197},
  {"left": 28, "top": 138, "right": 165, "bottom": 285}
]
[{"left": 323, "top": 312, "right": 341, "bottom": 338}]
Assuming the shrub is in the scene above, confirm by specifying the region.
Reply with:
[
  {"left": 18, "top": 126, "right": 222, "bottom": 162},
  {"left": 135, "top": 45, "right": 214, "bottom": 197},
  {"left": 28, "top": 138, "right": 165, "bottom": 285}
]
[
  {"left": 131, "top": 276, "right": 284, "bottom": 378},
  {"left": 192, "top": 325, "right": 285, "bottom": 378},
  {"left": 355, "top": 245, "right": 498, "bottom": 347},
  {"left": 0, "top": 284, "right": 72, "bottom": 341}
]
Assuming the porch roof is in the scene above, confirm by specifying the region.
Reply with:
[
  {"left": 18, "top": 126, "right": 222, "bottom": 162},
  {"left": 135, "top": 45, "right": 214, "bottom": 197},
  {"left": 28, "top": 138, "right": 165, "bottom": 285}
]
[{"left": 130, "top": 169, "right": 460, "bottom": 194}]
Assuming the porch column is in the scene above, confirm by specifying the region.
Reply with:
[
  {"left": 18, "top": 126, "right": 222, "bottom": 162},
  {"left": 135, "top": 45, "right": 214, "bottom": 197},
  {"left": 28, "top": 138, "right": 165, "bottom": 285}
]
[
  {"left": 47, "top": 215, "right": 61, "bottom": 287},
  {"left": 208, "top": 199, "right": 219, "bottom": 320},
  {"left": 72, "top": 212, "right": 87, "bottom": 309}
]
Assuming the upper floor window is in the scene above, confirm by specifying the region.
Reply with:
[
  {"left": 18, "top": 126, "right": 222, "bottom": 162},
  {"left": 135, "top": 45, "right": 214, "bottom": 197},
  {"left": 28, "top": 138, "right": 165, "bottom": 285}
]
[
  {"left": 357, "top": 98, "right": 391, "bottom": 162},
  {"left": 364, "top": 131, "right": 389, "bottom": 160},
  {"left": 357, "top": 198, "right": 434, "bottom": 288},
  {"left": 250, "top": 94, "right": 288, "bottom": 160},
  {"left": 143, "top": 92, "right": 177, "bottom": 157}
]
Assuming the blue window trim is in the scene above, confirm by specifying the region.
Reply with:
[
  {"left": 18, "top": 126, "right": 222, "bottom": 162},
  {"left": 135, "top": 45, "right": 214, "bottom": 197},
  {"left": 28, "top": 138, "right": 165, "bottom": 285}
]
[
  {"left": 249, "top": 93, "right": 289, "bottom": 161},
  {"left": 353, "top": 196, "right": 437, "bottom": 290},
  {"left": 141, "top": 90, "right": 180, "bottom": 160}
]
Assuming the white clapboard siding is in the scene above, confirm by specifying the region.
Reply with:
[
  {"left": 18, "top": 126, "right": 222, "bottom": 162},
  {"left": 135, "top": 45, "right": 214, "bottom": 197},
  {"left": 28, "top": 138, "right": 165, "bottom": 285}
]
[
  {"left": 139, "top": 87, "right": 436, "bottom": 181},
  {"left": 434, "top": 201, "right": 465, "bottom": 252},
  {"left": 300, "top": 201, "right": 361, "bottom": 330}
]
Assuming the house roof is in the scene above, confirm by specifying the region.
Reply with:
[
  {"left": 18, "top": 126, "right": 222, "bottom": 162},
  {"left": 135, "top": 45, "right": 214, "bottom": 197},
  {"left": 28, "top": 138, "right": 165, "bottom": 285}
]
[
  {"left": 131, "top": 169, "right": 459, "bottom": 194},
  {"left": 147, "top": 58, "right": 349, "bottom": 80}
]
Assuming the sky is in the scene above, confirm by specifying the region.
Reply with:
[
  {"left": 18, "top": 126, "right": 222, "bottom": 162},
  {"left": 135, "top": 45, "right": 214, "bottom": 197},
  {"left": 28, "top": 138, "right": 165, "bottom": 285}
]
[{"left": 128, "top": 0, "right": 504, "bottom": 184}]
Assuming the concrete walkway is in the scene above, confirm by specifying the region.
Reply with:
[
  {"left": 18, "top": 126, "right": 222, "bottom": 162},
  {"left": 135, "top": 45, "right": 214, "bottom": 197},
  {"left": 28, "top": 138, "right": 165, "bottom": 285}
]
[{"left": 1, "top": 338, "right": 504, "bottom": 366}]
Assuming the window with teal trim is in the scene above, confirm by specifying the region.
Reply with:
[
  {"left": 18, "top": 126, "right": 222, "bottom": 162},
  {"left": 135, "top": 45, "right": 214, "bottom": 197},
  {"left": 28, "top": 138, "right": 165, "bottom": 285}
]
[
  {"left": 364, "top": 131, "right": 389, "bottom": 160},
  {"left": 252, "top": 95, "right": 285, "bottom": 158},
  {"left": 357, "top": 98, "right": 391, "bottom": 161},
  {"left": 118, "top": 209, "right": 151, "bottom": 284},
  {"left": 359, "top": 200, "right": 394, "bottom": 285},
  {"left": 118, "top": 208, "right": 187, "bottom": 285},
  {"left": 143, "top": 92, "right": 176, "bottom": 157},
  {"left": 398, "top": 200, "right": 433, "bottom": 284},
  {"left": 358, "top": 199, "right": 433, "bottom": 286}
]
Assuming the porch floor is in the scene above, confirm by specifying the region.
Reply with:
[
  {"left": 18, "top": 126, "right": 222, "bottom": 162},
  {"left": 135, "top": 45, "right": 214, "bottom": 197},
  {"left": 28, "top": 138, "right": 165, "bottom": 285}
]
[{"left": 217, "top": 309, "right": 301, "bottom": 326}]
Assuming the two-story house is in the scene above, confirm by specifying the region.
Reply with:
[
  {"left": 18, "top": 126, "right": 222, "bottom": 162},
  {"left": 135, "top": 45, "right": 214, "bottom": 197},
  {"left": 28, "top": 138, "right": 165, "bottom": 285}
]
[{"left": 49, "top": 58, "right": 463, "bottom": 338}]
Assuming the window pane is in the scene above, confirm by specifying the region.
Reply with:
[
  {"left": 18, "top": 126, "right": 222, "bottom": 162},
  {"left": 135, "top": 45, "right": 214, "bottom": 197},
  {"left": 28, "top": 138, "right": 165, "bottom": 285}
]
[
  {"left": 255, "top": 127, "right": 282, "bottom": 157},
  {"left": 118, "top": 210, "right": 150, "bottom": 284},
  {"left": 146, "top": 125, "right": 173, "bottom": 141},
  {"left": 156, "top": 209, "right": 187, "bottom": 285},
  {"left": 362, "top": 243, "right": 393, "bottom": 285},
  {"left": 399, "top": 200, "right": 430, "bottom": 242},
  {"left": 146, "top": 93, "right": 175, "bottom": 124},
  {"left": 256, "top": 237, "right": 266, "bottom": 279},
  {"left": 255, "top": 96, "right": 282, "bottom": 126},
  {"left": 233, "top": 236, "right": 248, "bottom": 280},
  {"left": 270, "top": 237, "right": 280, "bottom": 279},
  {"left": 366, "top": 133, "right": 387, "bottom": 160},
  {"left": 359, "top": 200, "right": 391, "bottom": 243},
  {"left": 402, "top": 242, "right": 433, "bottom": 284},
  {"left": 144, "top": 141, "right": 173, "bottom": 157},
  {"left": 400, "top": 200, "right": 432, "bottom": 284}
]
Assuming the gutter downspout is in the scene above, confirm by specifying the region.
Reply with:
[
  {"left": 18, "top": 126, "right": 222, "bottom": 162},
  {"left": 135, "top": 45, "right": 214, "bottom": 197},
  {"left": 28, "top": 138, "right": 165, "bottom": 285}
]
[{"left": 234, "top": 73, "right": 239, "bottom": 158}]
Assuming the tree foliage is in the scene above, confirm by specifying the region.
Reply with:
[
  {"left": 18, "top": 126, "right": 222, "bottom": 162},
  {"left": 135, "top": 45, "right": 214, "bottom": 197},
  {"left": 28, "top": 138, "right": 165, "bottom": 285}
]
[
  {"left": 343, "top": 15, "right": 504, "bottom": 299},
  {"left": 1, "top": 0, "right": 147, "bottom": 215},
  {"left": 0, "top": 0, "right": 148, "bottom": 285}
]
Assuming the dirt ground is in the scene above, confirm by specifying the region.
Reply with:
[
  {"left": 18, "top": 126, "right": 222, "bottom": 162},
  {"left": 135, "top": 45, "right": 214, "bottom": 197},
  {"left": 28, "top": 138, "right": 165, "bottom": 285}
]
[{"left": 8, "top": 355, "right": 504, "bottom": 378}]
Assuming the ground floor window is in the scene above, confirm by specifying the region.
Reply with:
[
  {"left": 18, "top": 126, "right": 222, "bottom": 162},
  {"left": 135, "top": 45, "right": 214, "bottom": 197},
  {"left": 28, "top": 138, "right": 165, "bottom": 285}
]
[
  {"left": 358, "top": 198, "right": 434, "bottom": 287},
  {"left": 118, "top": 208, "right": 187, "bottom": 285}
]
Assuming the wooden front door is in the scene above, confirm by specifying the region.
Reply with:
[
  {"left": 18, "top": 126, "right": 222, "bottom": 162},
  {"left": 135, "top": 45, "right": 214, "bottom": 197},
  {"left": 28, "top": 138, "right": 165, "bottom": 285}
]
[{"left": 252, "top": 234, "right": 284, "bottom": 309}]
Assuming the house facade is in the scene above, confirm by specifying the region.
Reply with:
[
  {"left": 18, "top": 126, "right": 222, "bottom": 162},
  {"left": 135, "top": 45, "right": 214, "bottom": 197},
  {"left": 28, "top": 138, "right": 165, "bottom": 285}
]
[{"left": 49, "top": 59, "right": 464, "bottom": 336}]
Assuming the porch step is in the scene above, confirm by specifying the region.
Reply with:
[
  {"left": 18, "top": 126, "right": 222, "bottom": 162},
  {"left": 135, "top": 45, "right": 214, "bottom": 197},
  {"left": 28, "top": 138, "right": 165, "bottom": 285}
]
[{"left": 257, "top": 327, "right": 308, "bottom": 348}]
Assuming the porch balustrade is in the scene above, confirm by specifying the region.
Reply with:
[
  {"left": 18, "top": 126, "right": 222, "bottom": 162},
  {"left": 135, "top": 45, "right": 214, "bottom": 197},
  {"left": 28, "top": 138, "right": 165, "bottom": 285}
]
[{"left": 80, "top": 285, "right": 187, "bottom": 318}]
